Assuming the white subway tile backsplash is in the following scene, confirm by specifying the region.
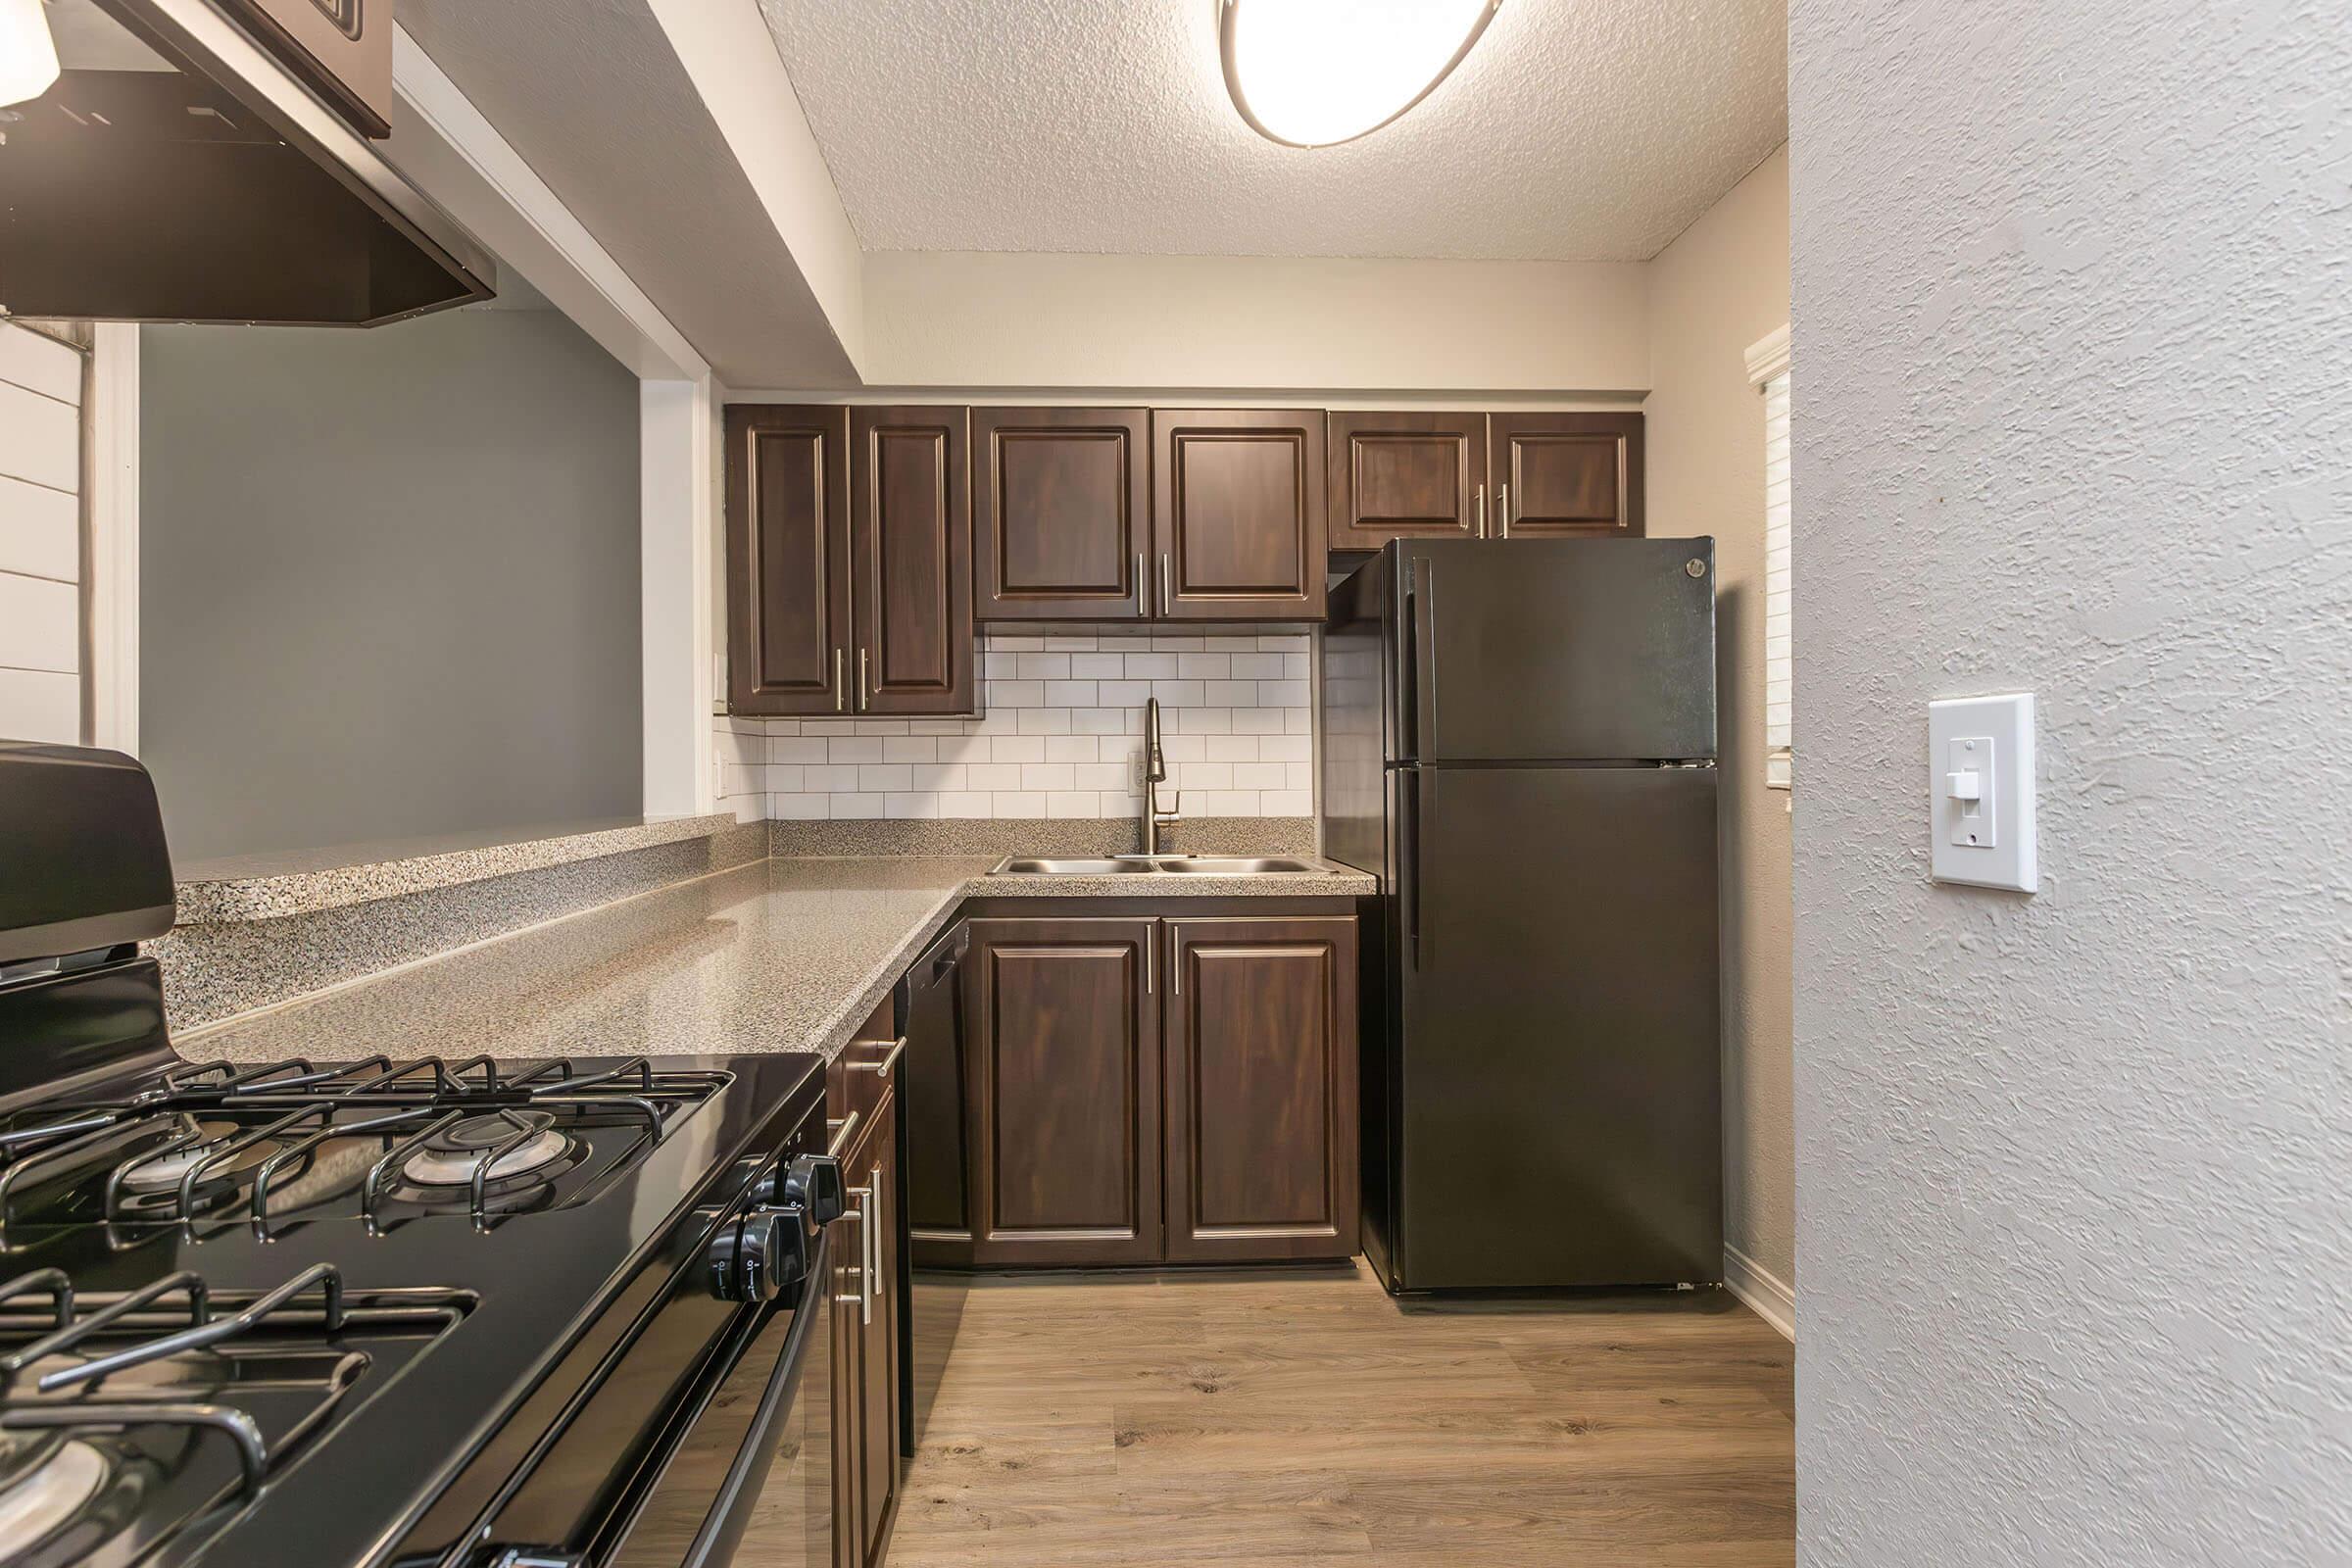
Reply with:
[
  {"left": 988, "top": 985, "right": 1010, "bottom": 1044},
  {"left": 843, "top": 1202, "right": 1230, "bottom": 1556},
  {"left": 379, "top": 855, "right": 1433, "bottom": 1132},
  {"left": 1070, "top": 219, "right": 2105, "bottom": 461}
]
[{"left": 715, "top": 631, "right": 1318, "bottom": 824}]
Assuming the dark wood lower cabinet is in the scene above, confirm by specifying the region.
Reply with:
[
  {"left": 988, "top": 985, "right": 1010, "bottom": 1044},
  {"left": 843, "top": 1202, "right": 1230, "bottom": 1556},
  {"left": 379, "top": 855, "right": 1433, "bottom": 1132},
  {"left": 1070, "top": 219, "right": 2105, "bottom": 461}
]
[
  {"left": 834, "top": 1087, "right": 901, "bottom": 1568},
  {"left": 951, "top": 911, "right": 1357, "bottom": 1272},
  {"left": 1163, "top": 917, "right": 1359, "bottom": 1262},
  {"left": 964, "top": 918, "right": 1162, "bottom": 1267}
]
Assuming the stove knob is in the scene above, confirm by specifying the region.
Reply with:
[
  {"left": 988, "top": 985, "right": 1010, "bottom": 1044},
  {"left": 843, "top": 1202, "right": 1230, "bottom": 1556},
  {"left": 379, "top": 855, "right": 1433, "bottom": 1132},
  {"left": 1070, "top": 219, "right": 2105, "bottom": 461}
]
[
  {"left": 708, "top": 1208, "right": 804, "bottom": 1302},
  {"left": 773, "top": 1152, "right": 845, "bottom": 1225}
]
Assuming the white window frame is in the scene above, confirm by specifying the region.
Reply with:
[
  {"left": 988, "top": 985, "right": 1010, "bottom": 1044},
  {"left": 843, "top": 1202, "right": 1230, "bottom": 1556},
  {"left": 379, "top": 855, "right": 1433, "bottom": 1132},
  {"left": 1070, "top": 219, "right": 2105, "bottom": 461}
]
[{"left": 1746, "top": 325, "right": 1791, "bottom": 791}]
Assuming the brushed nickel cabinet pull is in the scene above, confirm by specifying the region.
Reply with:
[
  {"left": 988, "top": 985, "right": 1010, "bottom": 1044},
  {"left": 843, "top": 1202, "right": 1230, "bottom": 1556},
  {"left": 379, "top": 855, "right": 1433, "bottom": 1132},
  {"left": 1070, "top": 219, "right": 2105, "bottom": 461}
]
[
  {"left": 1474, "top": 482, "right": 1487, "bottom": 538},
  {"left": 847, "top": 1036, "right": 908, "bottom": 1079},
  {"left": 1135, "top": 551, "right": 1147, "bottom": 611},
  {"left": 826, "top": 1110, "right": 861, "bottom": 1157},
  {"left": 1159, "top": 553, "right": 1172, "bottom": 615},
  {"left": 1499, "top": 482, "right": 1511, "bottom": 538},
  {"left": 833, "top": 648, "right": 845, "bottom": 712},
  {"left": 858, "top": 647, "right": 869, "bottom": 710}
]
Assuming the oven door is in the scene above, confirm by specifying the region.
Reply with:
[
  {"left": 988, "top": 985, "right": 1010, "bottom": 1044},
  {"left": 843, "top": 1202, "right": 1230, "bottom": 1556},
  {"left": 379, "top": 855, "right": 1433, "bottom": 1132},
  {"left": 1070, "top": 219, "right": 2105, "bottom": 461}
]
[{"left": 602, "top": 1226, "right": 836, "bottom": 1568}]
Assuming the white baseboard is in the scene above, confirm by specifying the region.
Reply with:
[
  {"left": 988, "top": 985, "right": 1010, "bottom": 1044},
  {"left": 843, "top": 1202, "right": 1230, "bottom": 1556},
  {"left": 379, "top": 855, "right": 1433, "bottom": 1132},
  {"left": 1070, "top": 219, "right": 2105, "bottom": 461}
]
[{"left": 1724, "top": 1246, "right": 1795, "bottom": 1341}]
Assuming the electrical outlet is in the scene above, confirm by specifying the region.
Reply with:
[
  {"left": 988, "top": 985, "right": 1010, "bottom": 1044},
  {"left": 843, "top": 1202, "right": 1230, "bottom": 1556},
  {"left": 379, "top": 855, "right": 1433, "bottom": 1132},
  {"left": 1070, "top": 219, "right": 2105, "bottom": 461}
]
[{"left": 1132, "top": 754, "right": 1149, "bottom": 790}]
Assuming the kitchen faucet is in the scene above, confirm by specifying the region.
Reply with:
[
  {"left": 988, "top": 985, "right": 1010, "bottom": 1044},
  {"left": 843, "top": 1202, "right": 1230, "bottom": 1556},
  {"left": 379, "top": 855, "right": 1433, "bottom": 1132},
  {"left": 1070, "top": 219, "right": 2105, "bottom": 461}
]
[{"left": 1141, "top": 697, "right": 1180, "bottom": 855}]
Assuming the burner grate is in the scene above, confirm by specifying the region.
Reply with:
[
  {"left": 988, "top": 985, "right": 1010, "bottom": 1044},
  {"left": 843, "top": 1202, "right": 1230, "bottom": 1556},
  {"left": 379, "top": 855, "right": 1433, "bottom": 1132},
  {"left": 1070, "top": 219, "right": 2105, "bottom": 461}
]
[{"left": 0, "top": 1054, "right": 727, "bottom": 1237}]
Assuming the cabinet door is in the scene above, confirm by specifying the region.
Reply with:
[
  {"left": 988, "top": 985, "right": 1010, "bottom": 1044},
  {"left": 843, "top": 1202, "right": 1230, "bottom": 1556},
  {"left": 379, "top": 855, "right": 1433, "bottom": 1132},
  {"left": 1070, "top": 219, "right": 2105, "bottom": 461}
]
[
  {"left": 1326, "top": 411, "right": 1489, "bottom": 550},
  {"left": 830, "top": 1161, "right": 864, "bottom": 1568},
  {"left": 1488, "top": 412, "right": 1645, "bottom": 537},
  {"left": 726, "top": 406, "right": 853, "bottom": 715},
  {"left": 1162, "top": 918, "right": 1358, "bottom": 1263},
  {"left": 1152, "top": 409, "right": 1326, "bottom": 621},
  {"left": 972, "top": 407, "right": 1150, "bottom": 621},
  {"left": 850, "top": 406, "right": 976, "bottom": 714},
  {"left": 855, "top": 1097, "right": 901, "bottom": 1564},
  {"left": 965, "top": 918, "right": 1161, "bottom": 1266}
]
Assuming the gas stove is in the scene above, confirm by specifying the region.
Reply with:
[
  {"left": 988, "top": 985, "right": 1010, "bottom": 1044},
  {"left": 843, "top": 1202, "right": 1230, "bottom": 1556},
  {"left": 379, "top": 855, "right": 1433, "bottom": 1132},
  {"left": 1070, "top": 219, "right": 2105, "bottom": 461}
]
[{"left": 0, "top": 744, "right": 846, "bottom": 1568}]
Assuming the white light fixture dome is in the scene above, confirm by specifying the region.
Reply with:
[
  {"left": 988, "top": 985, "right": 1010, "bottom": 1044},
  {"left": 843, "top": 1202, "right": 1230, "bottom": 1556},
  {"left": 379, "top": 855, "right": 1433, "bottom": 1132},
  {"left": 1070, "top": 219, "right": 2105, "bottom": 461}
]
[
  {"left": 1220, "top": 0, "right": 1500, "bottom": 150},
  {"left": 0, "top": 0, "right": 60, "bottom": 109}
]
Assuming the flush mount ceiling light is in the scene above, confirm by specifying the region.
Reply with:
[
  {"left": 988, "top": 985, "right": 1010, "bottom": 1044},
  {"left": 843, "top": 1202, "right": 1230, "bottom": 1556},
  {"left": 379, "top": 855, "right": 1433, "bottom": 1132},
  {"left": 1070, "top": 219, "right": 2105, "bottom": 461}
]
[
  {"left": 0, "top": 0, "right": 61, "bottom": 108},
  {"left": 1219, "top": 0, "right": 1500, "bottom": 149}
]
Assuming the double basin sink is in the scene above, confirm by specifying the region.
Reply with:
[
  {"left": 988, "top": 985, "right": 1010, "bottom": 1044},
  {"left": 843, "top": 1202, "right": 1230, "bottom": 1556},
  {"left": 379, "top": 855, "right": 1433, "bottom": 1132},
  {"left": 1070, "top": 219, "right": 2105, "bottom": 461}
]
[{"left": 989, "top": 855, "right": 1319, "bottom": 876}]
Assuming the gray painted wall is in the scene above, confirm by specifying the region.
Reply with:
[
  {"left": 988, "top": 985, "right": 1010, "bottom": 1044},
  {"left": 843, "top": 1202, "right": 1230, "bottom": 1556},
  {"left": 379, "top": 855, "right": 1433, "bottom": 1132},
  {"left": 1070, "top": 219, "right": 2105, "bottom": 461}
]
[
  {"left": 1792, "top": 5, "right": 2349, "bottom": 1564},
  {"left": 141, "top": 307, "right": 642, "bottom": 863}
]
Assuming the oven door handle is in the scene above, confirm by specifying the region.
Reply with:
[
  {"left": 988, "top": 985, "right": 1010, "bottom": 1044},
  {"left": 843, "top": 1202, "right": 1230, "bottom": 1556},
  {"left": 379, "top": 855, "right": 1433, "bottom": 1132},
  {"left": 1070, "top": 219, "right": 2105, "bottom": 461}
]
[{"left": 679, "top": 1224, "right": 832, "bottom": 1568}]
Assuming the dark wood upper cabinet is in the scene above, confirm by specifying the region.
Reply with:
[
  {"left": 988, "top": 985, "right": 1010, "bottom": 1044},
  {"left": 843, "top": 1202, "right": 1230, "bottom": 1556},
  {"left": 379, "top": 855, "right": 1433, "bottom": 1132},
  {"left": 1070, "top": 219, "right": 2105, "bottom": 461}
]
[
  {"left": 972, "top": 407, "right": 1150, "bottom": 621},
  {"left": 1326, "top": 411, "right": 1490, "bottom": 550},
  {"left": 1162, "top": 918, "right": 1358, "bottom": 1263},
  {"left": 964, "top": 918, "right": 1161, "bottom": 1268},
  {"left": 851, "top": 406, "right": 975, "bottom": 714},
  {"left": 1489, "top": 412, "right": 1645, "bottom": 538},
  {"left": 725, "top": 405, "right": 852, "bottom": 716},
  {"left": 1152, "top": 410, "right": 1326, "bottom": 621}
]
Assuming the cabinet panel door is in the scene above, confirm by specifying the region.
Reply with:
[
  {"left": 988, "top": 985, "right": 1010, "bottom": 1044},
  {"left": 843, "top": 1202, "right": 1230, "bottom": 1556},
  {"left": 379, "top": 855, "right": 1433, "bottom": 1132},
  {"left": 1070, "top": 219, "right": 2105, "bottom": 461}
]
[
  {"left": 1152, "top": 409, "right": 1326, "bottom": 621},
  {"left": 1326, "top": 412, "right": 1488, "bottom": 550},
  {"left": 726, "top": 406, "right": 852, "bottom": 715},
  {"left": 973, "top": 407, "right": 1150, "bottom": 621},
  {"left": 966, "top": 918, "right": 1161, "bottom": 1266},
  {"left": 830, "top": 1177, "right": 863, "bottom": 1568},
  {"left": 1163, "top": 917, "right": 1359, "bottom": 1262},
  {"left": 855, "top": 1098, "right": 901, "bottom": 1564},
  {"left": 851, "top": 406, "right": 975, "bottom": 714},
  {"left": 1489, "top": 412, "right": 1645, "bottom": 537}
]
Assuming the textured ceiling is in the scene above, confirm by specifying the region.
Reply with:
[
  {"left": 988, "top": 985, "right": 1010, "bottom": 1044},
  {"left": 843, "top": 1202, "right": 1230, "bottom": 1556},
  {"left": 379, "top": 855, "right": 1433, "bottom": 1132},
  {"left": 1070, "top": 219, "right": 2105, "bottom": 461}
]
[{"left": 756, "top": 0, "right": 1787, "bottom": 261}]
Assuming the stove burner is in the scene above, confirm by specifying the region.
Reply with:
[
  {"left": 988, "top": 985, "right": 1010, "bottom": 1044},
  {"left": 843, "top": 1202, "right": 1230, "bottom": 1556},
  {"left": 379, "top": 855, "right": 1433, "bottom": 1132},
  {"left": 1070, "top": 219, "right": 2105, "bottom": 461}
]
[
  {"left": 0, "top": 1432, "right": 108, "bottom": 1559},
  {"left": 114, "top": 1119, "right": 255, "bottom": 1193},
  {"left": 402, "top": 1111, "right": 571, "bottom": 1188}
]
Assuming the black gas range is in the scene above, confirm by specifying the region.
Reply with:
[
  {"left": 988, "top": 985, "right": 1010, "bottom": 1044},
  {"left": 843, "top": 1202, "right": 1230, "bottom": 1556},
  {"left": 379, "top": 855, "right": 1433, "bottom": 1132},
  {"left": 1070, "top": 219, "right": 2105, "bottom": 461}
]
[{"left": 0, "top": 743, "right": 847, "bottom": 1568}]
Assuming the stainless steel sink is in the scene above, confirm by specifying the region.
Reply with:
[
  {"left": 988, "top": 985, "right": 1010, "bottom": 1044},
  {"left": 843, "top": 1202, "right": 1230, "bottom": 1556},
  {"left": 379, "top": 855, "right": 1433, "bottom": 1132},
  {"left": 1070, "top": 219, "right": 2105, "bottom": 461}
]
[{"left": 989, "top": 855, "right": 1319, "bottom": 876}]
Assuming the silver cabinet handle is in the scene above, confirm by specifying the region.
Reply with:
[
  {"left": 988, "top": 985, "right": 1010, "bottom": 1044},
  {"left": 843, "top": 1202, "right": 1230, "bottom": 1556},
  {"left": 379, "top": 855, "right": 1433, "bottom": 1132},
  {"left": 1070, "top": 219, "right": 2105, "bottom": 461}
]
[
  {"left": 838, "top": 1180, "right": 873, "bottom": 1321},
  {"left": 833, "top": 648, "right": 845, "bottom": 712},
  {"left": 1474, "top": 482, "right": 1487, "bottom": 538},
  {"left": 847, "top": 1036, "right": 908, "bottom": 1079},
  {"left": 1499, "top": 482, "right": 1511, "bottom": 538},
  {"left": 868, "top": 1162, "right": 883, "bottom": 1326},
  {"left": 1144, "top": 932, "right": 1153, "bottom": 995},
  {"left": 826, "top": 1110, "right": 861, "bottom": 1157},
  {"left": 1135, "top": 551, "right": 1147, "bottom": 612},
  {"left": 857, "top": 647, "right": 869, "bottom": 710},
  {"left": 1158, "top": 553, "right": 1171, "bottom": 615}
]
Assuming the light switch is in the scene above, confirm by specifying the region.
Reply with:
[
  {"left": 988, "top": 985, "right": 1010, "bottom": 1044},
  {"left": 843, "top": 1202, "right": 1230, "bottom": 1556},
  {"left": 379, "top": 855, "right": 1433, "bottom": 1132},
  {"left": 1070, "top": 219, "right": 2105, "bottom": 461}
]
[{"left": 1929, "top": 693, "right": 2035, "bottom": 892}]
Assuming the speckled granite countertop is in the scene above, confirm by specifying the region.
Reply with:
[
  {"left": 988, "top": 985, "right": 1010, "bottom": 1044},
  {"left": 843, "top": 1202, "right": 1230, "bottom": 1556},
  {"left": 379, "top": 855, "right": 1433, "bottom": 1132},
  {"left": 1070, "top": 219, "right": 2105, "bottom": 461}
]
[
  {"left": 175, "top": 813, "right": 740, "bottom": 923},
  {"left": 184, "top": 855, "right": 1373, "bottom": 1067}
]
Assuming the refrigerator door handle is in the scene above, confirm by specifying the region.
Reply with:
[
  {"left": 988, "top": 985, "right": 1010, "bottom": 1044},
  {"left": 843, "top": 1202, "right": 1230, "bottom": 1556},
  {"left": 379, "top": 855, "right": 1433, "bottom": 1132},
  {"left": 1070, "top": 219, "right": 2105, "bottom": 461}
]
[
  {"left": 1403, "top": 771, "right": 1426, "bottom": 968},
  {"left": 1405, "top": 562, "right": 1436, "bottom": 765}
]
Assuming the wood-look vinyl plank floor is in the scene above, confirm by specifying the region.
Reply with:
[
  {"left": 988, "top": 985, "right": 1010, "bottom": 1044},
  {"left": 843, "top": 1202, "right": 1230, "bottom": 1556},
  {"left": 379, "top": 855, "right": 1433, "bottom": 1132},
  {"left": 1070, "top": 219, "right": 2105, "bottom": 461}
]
[{"left": 884, "top": 1260, "right": 1793, "bottom": 1567}]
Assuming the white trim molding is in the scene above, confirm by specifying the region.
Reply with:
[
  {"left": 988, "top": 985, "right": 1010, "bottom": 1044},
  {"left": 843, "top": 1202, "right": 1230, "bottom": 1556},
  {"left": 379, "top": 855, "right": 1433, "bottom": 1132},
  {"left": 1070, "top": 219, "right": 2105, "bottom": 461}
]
[
  {"left": 1725, "top": 1245, "right": 1795, "bottom": 1342},
  {"left": 85, "top": 323, "right": 140, "bottom": 755},
  {"left": 1744, "top": 322, "right": 1791, "bottom": 386}
]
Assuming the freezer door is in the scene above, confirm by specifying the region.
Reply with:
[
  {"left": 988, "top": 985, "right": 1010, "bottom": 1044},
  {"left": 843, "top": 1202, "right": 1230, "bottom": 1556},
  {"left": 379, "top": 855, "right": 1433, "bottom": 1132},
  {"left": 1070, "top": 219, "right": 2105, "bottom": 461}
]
[
  {"left": 1391, "top": 764, "right": 1721, "bottom": 1290},
  {"left": 1395, "top": 538, "right": 1717, "bottom": 763}
]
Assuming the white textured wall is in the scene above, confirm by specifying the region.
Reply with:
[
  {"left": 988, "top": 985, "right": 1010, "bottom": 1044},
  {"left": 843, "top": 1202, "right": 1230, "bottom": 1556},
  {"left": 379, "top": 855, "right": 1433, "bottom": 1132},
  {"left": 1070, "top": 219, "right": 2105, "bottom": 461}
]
[
  {"left": 1646, "top": 146, "right": 1793, "bottom": 1303},
  {"left": 1791, "top": 5, "right": 2350, "bottom": 1564}
]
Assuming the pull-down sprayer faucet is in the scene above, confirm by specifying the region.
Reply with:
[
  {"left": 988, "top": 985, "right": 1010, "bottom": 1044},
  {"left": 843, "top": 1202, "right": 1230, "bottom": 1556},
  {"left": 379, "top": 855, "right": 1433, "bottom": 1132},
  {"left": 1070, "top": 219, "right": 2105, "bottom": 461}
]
[{"left": 1141, "top": 697, "right": 1180, "bottom": 855}]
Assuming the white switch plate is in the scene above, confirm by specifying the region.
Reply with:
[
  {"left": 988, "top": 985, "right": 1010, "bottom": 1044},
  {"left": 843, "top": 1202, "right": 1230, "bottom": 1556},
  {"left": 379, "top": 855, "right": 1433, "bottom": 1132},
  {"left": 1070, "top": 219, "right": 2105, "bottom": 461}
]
[{"left": 1929, "top": 693, "right": 2036, "bottom": 892}]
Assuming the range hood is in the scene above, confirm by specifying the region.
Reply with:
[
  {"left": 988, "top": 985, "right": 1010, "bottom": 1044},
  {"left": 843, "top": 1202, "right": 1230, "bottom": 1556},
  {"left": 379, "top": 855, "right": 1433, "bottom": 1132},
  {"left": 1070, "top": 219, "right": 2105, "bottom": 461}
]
[{"left": 0, "top": 0, "right": 495, "bottom": 325}]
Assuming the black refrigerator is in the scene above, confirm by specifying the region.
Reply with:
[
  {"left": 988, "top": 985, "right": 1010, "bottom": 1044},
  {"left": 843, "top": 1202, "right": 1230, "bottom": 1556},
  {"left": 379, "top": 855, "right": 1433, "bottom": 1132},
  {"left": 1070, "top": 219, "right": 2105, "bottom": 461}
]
[{"left": 1320, "top": 538, "right": 1723, "bottom": 1293}]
